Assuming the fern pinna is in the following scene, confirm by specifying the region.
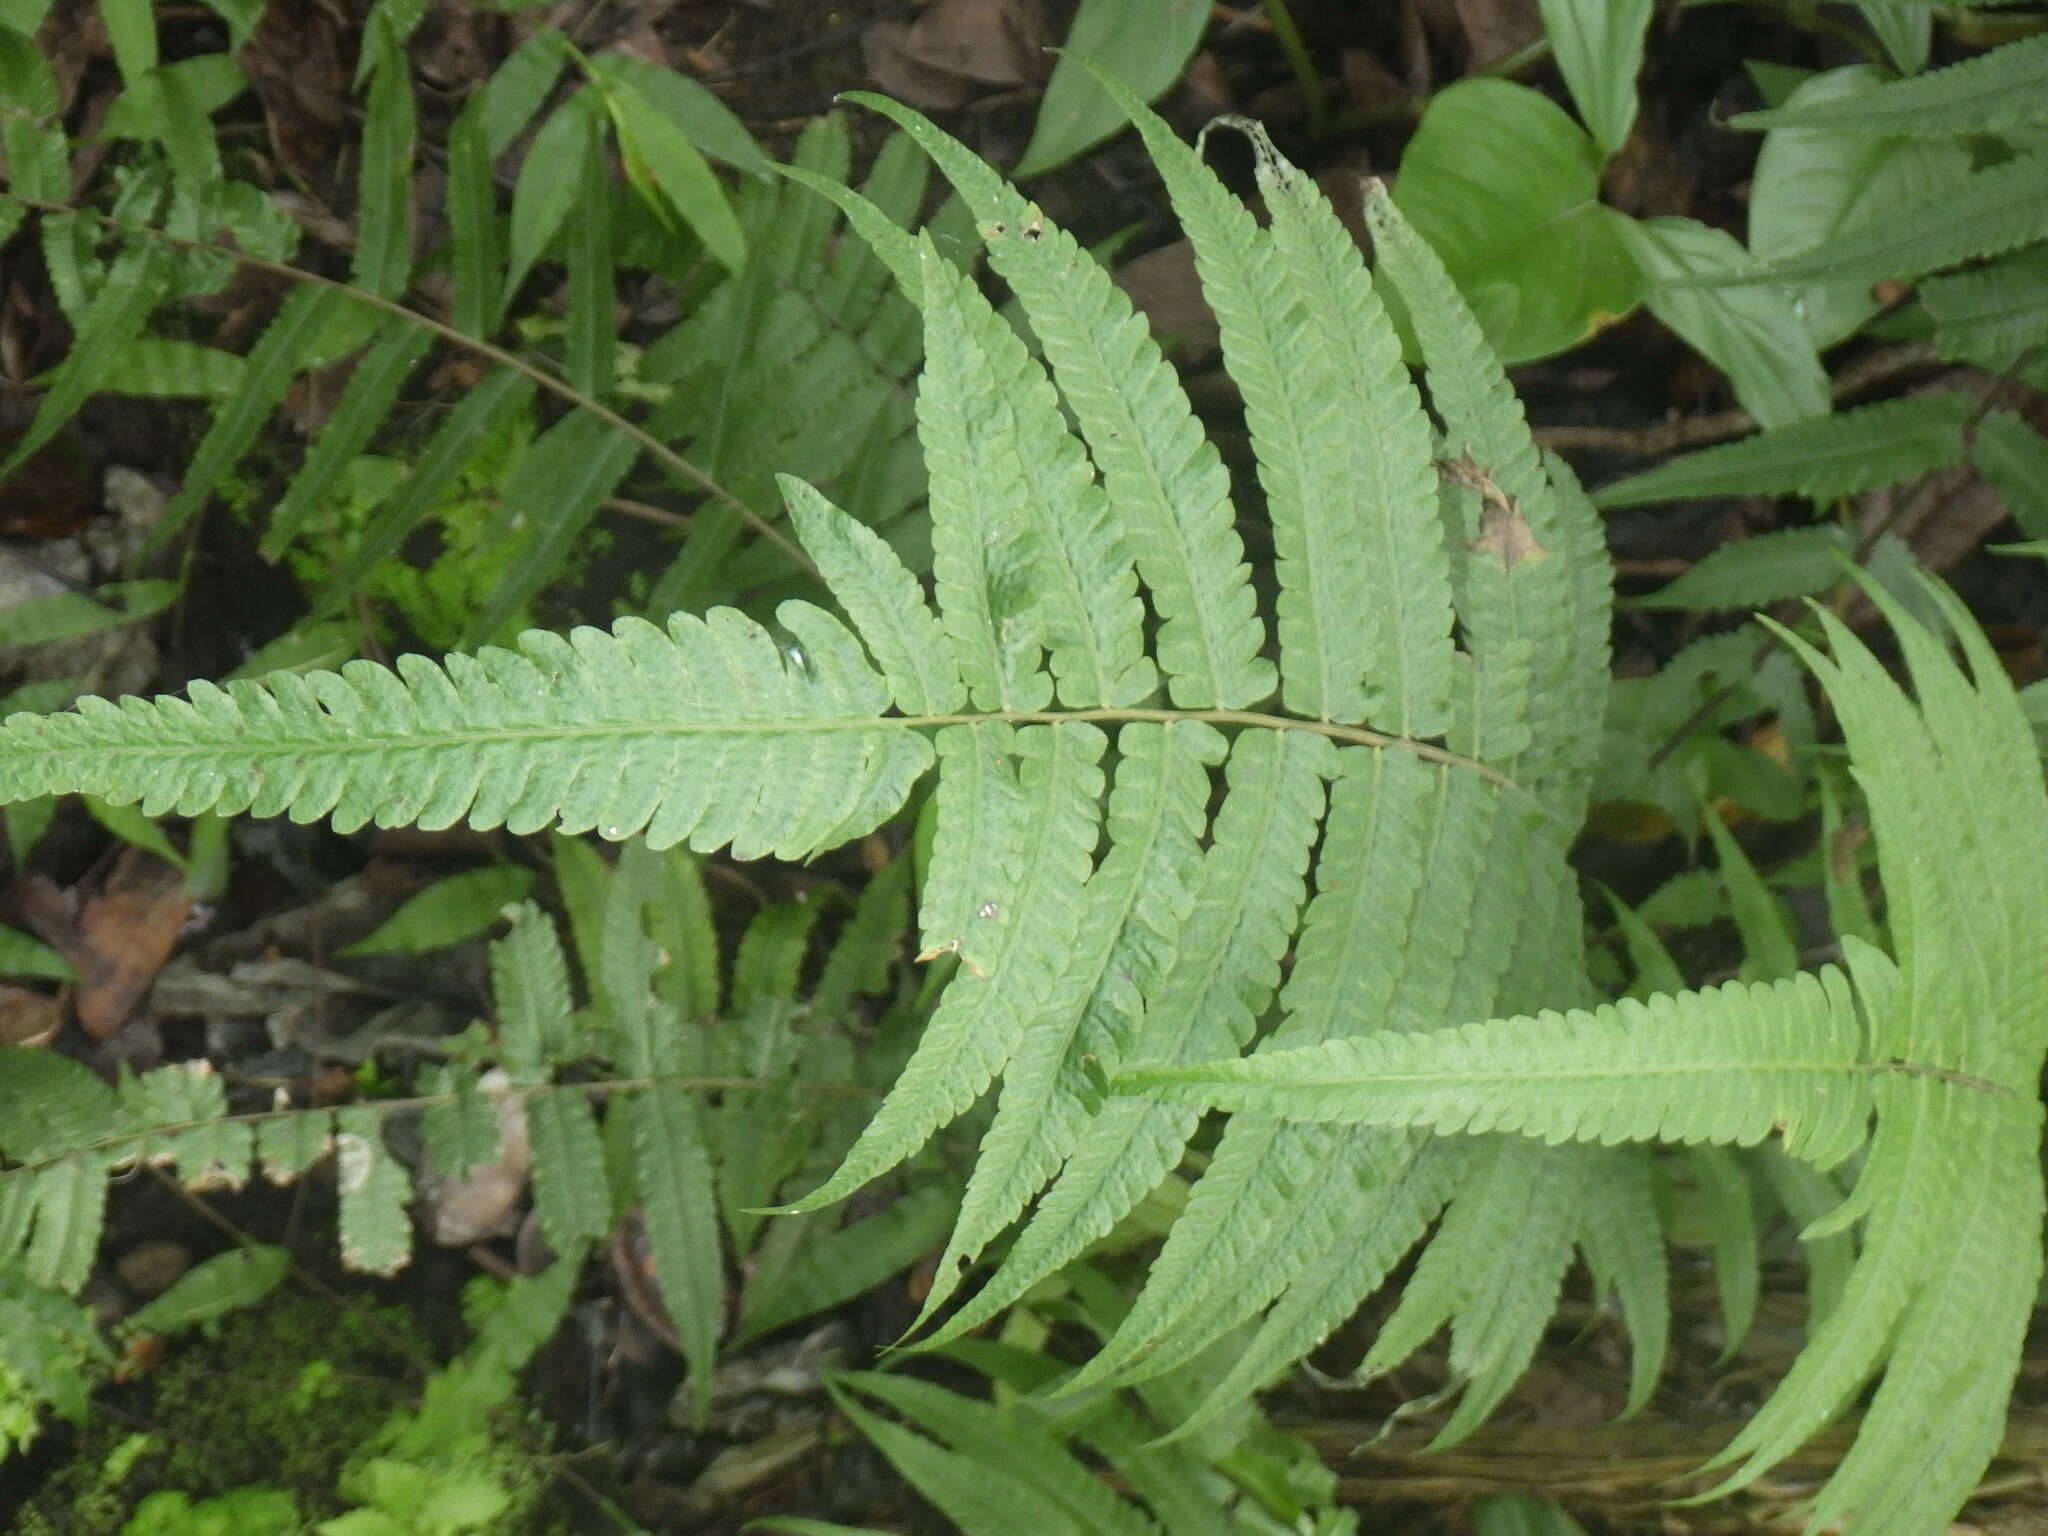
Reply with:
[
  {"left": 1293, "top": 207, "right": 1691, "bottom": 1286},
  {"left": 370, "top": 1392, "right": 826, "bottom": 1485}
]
[{"left": 0, "top": 67, "right": 2043, "bottom": 1533}]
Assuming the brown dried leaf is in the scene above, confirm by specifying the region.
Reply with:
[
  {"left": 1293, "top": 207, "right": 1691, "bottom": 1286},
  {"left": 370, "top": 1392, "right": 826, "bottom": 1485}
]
[
  {"left": 0, "top": 984, "right": 60, "bottom": 1048},
  {"left": 66, "top": 851, "right": 190, "bottom": 1042},
  {"left": 1440, "top": 451, "right": 1550, "bottom": 570}
]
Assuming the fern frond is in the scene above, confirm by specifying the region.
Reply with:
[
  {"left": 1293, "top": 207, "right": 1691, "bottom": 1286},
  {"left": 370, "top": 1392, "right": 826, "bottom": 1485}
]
[
  {"left": 333, "top": 1106, "right": 412, "bottom": 1277},
  {"left": 913, "top": 239, "right": 1154, "bottom": 709},
  {"left": 625, "top": 1087, "right": 722, "bottom": 1423},
  {"left": 1253, "top": 128, "right": 1458, "bottom": 738},
  {"left": 1922, "top": 246, "right": 2048, "bottom": 368},
  {"left": 920, "top": 729, "right": 1328, "bottom": 1348},
  {"left": 351, "top": 11, "right": 416, "bottom": 300},
  {"left": 1628, "top": 526, "right": 1852, "bottom": 610},
  {"left": 1364, "top": 184, "right": 1610, "bottom": 815},
  {"left": 831, "top": 1374, "right": 1162, "bottom": 1536},
  {"left": 844, "top": 93, "right": 1274, "bottom": 712},
  {"left": 1732, "top": 32, "right": 2048, "bottom": 139},
  {"left": 780, "top": 475, "right": 963, "bottom": 716},
  {"left": 1592, "top": 394, "right": 1970, "bottom": 508},
  {"left": 490, "top": 901, "right": 577, "bottom": 1088},
  {"left": 1360, "top": 1140, "right": 1584, "bottom": 1449},
  {"left": 1675, "top": 148, "right": 2048, "bottom": 288},
  {"left": 786, "top": 723, "right": 1107, "bottom": 1213},
  {"left": 1088, "top": 82, "right": 1376, "bottom": 721},
  {"left": 1973, "top": 409, "right": 2048, "bottom": 542},
  {"left": 914, "top": 721, "right": 1222, "bottom": 1325},
  {"left": 524, "top": 1088, "right": 611, "bottom": 1252},
  {"left": 0, "top": 608, "right": 933, "bottom": 860},
  {"left": 1116, "top": 965, "right": 1874, "bottom": 1166}
]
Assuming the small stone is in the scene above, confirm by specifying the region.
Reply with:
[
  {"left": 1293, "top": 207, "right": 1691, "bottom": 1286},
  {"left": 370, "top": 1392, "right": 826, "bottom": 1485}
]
[{"left": 116, "top": 1238, "right": 193, "bottom": 1299}]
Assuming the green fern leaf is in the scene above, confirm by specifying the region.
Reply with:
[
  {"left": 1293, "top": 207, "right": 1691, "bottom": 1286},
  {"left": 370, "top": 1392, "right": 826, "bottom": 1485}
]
[
  {"left": 101, "top": 338, "right": 246, "bottom": 398},
  {"left": 919, "top": 729, "right": 1327, "bottom": 1349},
  {"left": 1922, "top": 246, "right": 2048, "bottom": 368},
  {"left": 0, "top": 1047, "right": 122, "bottom": 1166},
  {"left": 1592, "top": 394, "right": 1970, "bottom": 508},
  {"left": 490, "top": 901, "right": 577, "bottom": 1088},
  {"left": 334, "top": 1106, "right": 413, "bottom": 1277},
  {"left": 1576, "top": 1146, "right": 1669, "bottom": 1416},
  {"left": 782, "top": 476, "right": 963, "bottom": 715},
  {"left": 1971, "top": 409, "right": 2048, "bottom": 541},
  {"left": 1111, "top": 104, "right": 1375, "bottom": 720},
  {"left": 259, "top": 320, "right": 432, "bottom": 560},
  {"left": 845, "top": 94, "right": 1274, "bottom": 711},
  {"left": 481, "top": 30, "right": 566, "bottom": 158},
  {"left": 1365, "top": 184, "right": 1609, "bottom": 813},
  {"left": 0, "top": 607, "right": 933, "bottom": 859},
  {"left": 352, "top": 11, "right": 416, "bottom": 300},
  {"left": 256, "top": 1109, "right": 333, "bottom": 1184},
  {"left": 913, "top": 720, "right": 1222, "bottom": 1325},
  {"left": 506, "top": 90, "right": 600, "bottom": 309},
  {"left": 419, "top": 1065, "right": 504, "bottom": 1182},
  {"left": 1251, "top": 123, "right": 1457, "bottom": 737},
  {"left": 626, "top": 1088, "right": 722, "bottom": 1424},
  {"left": 1732, "top": 32, "right": 2048, "bottom": 138},
  {"left": 1627, "top": 526, "right": 1852, "bottom": 610},
  {"left": 911, "top": 229, "right": 1157, "bottom": 709},
  {"left": 119, "top": 1063, "right": 253, "bottom": 1190},
  {"left": 912, "top": 247, "right": 1054, "bottom": 711},
  {"left": 1115, "top": 966, "right": 1874, "bottom": 1167},
  {"left": 832, "top": 1373, "right": 1162, "bottom": 1536},
  {"left": 564, "top": 117, "right": 615, "bottom": 400},
  {"left": 23, "top": 1160, "right": 105, "bottom": 1294},
  {"left": 525, "top": 1088, "right": 611, "bottom": 1252},
  {"left": 1676, "top": 148, "right": 2048, "bottom": 288},
  {"left": 1042, "top": 734, "right": 1342, "bottom": 1395},
  {"left": 1155, "top": 1142, "right": 1462, "bottom": 1443},
  {"left": 786, "top": 722, "right": 1106, "bottom": 1213},
  {"left": 444, "top": 93, "right": 499, "bottom": 338},
  {"left": 1360, "top": 1141, "right": 1584, "bottom": 1449},
  {"left": 593, "top": 59, "right": 746, "bottom": 273},
  {"left": 1679, "top": 1144, "right": 1761, "bottom": 1363}
]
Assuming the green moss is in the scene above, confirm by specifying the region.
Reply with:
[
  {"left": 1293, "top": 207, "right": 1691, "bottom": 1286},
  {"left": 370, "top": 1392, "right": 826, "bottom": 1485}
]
[{"left": 12, "top": 1291, "right": 421, "bottom": 1536}]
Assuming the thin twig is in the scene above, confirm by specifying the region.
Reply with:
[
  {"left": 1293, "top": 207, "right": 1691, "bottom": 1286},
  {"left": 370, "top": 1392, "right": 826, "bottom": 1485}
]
[{"left": 1537, "top": 345, "right": 1940, "bottom": 459}]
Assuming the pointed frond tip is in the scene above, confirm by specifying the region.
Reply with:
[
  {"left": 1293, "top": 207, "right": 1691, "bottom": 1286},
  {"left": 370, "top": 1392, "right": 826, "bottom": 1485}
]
[{"left": 0, "top": 607, "right": 934, "bottom": 862}]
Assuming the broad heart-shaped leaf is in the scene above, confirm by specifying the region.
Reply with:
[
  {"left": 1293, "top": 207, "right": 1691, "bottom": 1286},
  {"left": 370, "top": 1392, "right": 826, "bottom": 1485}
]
[{"left": 1387, "top": 79, "right": 1640, "bottom": 364}]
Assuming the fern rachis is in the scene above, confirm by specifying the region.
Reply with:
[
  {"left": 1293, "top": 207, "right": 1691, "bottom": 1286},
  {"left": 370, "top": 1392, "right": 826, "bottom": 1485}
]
[{"left": 2, "top": 68, "right": 2045, "bottom": 1536}]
